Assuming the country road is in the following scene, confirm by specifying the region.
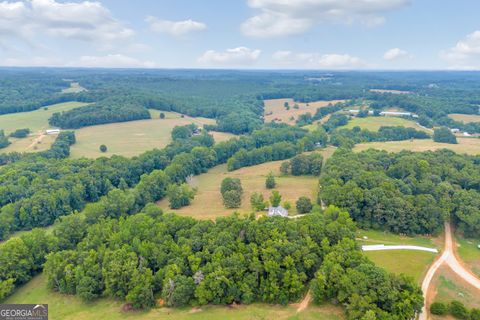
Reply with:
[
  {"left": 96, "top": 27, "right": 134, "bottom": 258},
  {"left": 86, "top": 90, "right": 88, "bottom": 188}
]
[{"left": 419, "top": 222, "right": 480, "bottom": 320}]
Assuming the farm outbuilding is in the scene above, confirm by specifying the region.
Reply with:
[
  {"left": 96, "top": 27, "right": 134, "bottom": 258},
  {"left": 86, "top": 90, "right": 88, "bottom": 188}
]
[{"left": 268, "top": 206, "right": 289, "bottom": 217}]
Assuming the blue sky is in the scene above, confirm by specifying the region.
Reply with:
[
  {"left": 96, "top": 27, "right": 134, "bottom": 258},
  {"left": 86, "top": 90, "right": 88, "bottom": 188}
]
[{"left": 0, "top": 0, "right": 479, "bottom": 69}]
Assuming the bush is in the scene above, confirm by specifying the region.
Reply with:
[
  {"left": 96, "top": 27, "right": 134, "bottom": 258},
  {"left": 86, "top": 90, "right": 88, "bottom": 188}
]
[
  {"left": 471, "top": 309, "right": 480, "bottom": 320},
  {"left": 250, "top": 192, "right": 267, "bottom": 211},
  {"left": 160, "top": 112, "right": 165, "bottom": 119},
  {"left": 221, "top": 178, "right": 243, "bottom": 208},
  {"left": 10, "top": 128, "right": 30, "bottom": 138},
  {"left": 296, "top": 197, "right": 313, "bottom": 214},
  {"left": 167, "top": 184, "right": 196, "bottom": 209},
  {"left": 99, "top": 144, "right": 108, "bottom": 153},
  {"left": 269, "top": 190, "right": 282, "bottom": 207},
  {"left": 430, "top": 301, "right": 448, "bottom": 315},
  {"left": 450, "top": 300, "right": 470, "bottom": 319}
]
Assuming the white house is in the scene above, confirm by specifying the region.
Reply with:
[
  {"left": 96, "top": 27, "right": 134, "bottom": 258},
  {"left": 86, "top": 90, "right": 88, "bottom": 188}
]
[{"left": 268, "top": 206, "right": 289, "bottom": 217}]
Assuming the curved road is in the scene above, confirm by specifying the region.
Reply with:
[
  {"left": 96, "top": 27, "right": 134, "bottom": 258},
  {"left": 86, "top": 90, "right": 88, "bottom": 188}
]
[{"left": 419, "top": 222, "right": 480, "bottom": 320}]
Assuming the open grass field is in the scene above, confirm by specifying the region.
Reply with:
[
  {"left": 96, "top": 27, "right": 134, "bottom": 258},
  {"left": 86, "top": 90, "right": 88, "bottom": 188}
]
[
  {"left": 0, "top": 134, "right": 57, "bottom": 154},
  {"left": 448, "top": 113, "right": 480, "bottom": 123},
  {"left": 0, "top": 101, "right": 88, "bottom": 134},
  {"left": 340, "top": 116, "right": 429, "bottom": 132},
  {"left": 70, "top": 112, "right": 216, "bottom": 158},
  {"left": 431, "top": 266, "right": 480, "bottom": 309},
  {"left": 61, "top": 82, "right": 87, "bottom": 93},
  {"left": 357, "top": 229, "right": 438, "bottom": 283},
  {"left": 5, "top": 274, "right": 345, "bottom": 320},
  {"left": 264, "top": 98, "right": 344, "bottom": 125},
  {"left": 455, "top": 235, "right": 480, "bottom": 277},
  {"left": 354, "top": 138, "right": 480, "bottom": 155},
  {"left": 157, "top": 148, "right": 335, "bottom": 220}
]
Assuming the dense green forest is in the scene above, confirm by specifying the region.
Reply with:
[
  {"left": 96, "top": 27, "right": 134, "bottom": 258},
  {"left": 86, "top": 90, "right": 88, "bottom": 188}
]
[{"left": 321, "top": 149, "right": 480, "bottom": 236}]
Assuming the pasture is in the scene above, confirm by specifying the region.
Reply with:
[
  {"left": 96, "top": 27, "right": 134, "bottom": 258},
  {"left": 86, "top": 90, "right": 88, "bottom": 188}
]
[
  {"left": 5, "top": 274, "right": 345, "bottom": 320},
  {"left": 448, "top": 113, "right": 480, "bottom": 123},
  {"left": 157, "top": 148, "right": 335, "bottom": 220},
  {"left": 61, "top": 82, "right": 87, "bottom": 93},
  {"left": 456, "top": 235, "right": 480, "bottom": 277},
  {"left": 70, "top": 112, "right": 216, "bottom": 158},
  {"left": 0, "top": 101, "right": 87, "bottom": 134},
  {"left": 264, "top": 98, "right": 344, "bottom": 125},
  {"left": 353, "top": 138, "right": 480, "bottom": 155},
  {"left": 357, "top": 229, "right": 438, "bottom": 283},
  {"left": 340, "top": 116, "right": 428, "bottom": 132}
]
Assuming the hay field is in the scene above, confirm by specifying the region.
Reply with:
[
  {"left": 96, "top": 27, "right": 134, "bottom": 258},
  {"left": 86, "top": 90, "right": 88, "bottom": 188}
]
[
  {"left": 354, "top": 138, "right": 480, "bottom": 155},
  {"left": 449, "top": 113, "right": 480, "bottom": 123},
  {"left": 264, "top": 98, "right": 344, "bottom": 125}
]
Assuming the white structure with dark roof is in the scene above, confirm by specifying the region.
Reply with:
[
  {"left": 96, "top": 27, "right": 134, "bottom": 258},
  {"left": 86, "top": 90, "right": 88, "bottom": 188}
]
[{"left": 268, "top": 206, "right": 288, "bottom": 217}]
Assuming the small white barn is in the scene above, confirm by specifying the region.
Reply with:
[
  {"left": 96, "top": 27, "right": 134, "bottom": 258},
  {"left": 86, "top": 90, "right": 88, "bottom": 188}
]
[
  {"left": 46, "top": 129, "right": 60, "bottom": 135},
  {"left": 451, "top": 128, "right": 460, "bottom": 133},
  {"left": 268, "top": 206, "right": 289, "bottom": 217}
]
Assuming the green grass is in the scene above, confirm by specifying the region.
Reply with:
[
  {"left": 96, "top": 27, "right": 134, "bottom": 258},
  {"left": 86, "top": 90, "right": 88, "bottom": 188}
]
[
  {"left": 456, "top": 235, "right": 480, "bottom": 277},
  {"left": 341, "top": 116, "right": 428, "bottom": 132},
  {"left": 364, "top": 250, "right": 435, "bottom": 283},
  {"left": 5, "top": 274, "right": 344, "bottom": 320},
  {"left": 357, "top": 229, "right": 438, "bottom": 283},
  {"left": 0, "top": 102, "right": 88, "bottom": 134},
  {"left": 70, "top": 112, "right": 216, "bottom": 158}
]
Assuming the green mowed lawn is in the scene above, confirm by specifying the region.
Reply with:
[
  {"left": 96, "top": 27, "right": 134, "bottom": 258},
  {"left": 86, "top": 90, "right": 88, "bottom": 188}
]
[
  {"left": 70, "top": 111, "right": 216, "bottom": 158},
  {"left": 5, "top": 274, "right": 345, "bottom": 320},
  {"left": 357, "top": 229, "right": 438, "bottom": 283},
  {"left": 354, "top": 138, "right": 480, "bottom": 155},
  {"left": 0, "top": 101, "right": 88, "bottom": 134},
  {"left": 455, "top": 235, "right": 480, "bottom": 277},
  {"left": 341, "top": 116, "right": 429, "bottom": 132}
]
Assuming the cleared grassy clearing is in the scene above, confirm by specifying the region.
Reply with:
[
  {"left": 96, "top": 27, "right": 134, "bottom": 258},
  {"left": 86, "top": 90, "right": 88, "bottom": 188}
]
[
  {"left": 0, "top": 101, "right": 88, "bottom": 134},
  {"left": 264, "top": 98, "right": 344, "bottom": 125},
  {"left": 0, "top": 134, "right": 57, "bottom": 154},
  {"left": 61, "top": 82, "right": 86, "bottom": 93},
  {"left": 157, "top": 148, "right": 336, "bottom": 220},
  {"left": 353, "top": 138, "right": 480, "bottom": 155},
  {"left": 448, "top": 113, "right": 480, "bottom": 123},
  {"left": 431, "top": 266, "right": 480, "bottom": 309},
  {"left": 357, "top": 229, "right": 438, "bottom": 283},
  {"left": 70, "top": 112, "right": 216, "bottom": 158},
  {"left": 5, "top": 274, "right": 345, "bottom": 320},
  {"left": 455, "top": 235, "right": 480, "bottom": 277},
  {"left": 341, "top": 116, "right": 428, "bottom": 132},
  {"left": 209, "top": 131, "right": 238, "bottom": 143}
]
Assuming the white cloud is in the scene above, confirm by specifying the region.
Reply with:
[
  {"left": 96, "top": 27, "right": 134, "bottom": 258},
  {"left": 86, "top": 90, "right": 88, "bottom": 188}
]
[
  {"left": 72, "top": 54, "right": 156, "bottom": 68},
  {"left": 0, "top": 0, "right": 134, "bottom": 47},
  {"left": 242, "top": 0, "right": 410, "bottom": 37},
  {"left": 383, "top": 48, "right": 412, "bottom": 60},
  {"left": 440, "top": 30, "right": 480, "bottom": 70},
  {"left": 272, "top": 50, "right": 367, "bottom": 69},
  {"left": 198, "top": 47, "right": 261, "bottom": 66},
  {"left": 146, "top": 16, "right": 206, "bottom": 36}
]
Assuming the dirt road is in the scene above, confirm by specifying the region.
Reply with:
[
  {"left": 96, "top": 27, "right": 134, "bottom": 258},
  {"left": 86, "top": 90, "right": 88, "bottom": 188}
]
[{"left": 419, "top": 222, "right": 480, "bottom": 320}]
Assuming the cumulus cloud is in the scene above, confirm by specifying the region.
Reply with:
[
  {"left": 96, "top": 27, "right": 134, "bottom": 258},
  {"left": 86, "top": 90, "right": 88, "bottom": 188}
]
[
  {"left": 0, "top": 0, "right": 134, "bottom": 46},
  {"left": 440, "top": 30, "right": 480, "bottom": 70},
  {"left": 242, "top": 0, "right": 410, "bottom": 37},
  {"left": 146, "top": 16, "right": 206, "bottom": 36},
  {"left": 272, "top": 50, "right": 366, "bottom": 69},
  {"left": 198, "top": 47, "right": 261, "bottom": 66},
  {"left": 383, "top": 48, "right": 412, "bottom": 60}
]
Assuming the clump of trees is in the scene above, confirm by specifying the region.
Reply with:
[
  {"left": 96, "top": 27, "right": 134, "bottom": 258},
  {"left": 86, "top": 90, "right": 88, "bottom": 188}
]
[
  {"left": 221, "top": 178, "right": 243, "bottom": 208},
  {"left": 167, "top": 184, "right": 196, "bottom": 209},
  {"left": 433, "top": 127, "right": 458, "bottom": 144},
  {"left": 280, "top": 153, "right": 323, "bottom": 176},
  {"left": 250, "top": 192, "right": 267, "bottom": 211},
  {"left": 321, "top": 149, "right": 480, "bottom": 236},
  {"left": 171, "top": 124, "right": 198, "bottom": 140},
  {"left": 431, "top": 300, "right": 480, "bottom": 319},
  {"left": 9, "top": 128, "right": 30, "bottom": 138},
  {"left": 0, "top": 130, "right": 10, "bottom": 149}
]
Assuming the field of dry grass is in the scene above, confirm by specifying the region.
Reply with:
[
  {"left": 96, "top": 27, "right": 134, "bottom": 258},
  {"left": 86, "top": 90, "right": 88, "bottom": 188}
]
[
  {"left": 354, "top": 138, "right": 480, "bottom": 155},
  {"left": 157, "top": 148, "right": 335, "bottom": 220},
  {"left": 448, "top": 113, "right": 480, "bottom": 123},
  {"left": 264, "top": 98, "right": 344, "bottom": 125},
  {"left": 70, "top": 111, "right": 216, "bottom": 158}
]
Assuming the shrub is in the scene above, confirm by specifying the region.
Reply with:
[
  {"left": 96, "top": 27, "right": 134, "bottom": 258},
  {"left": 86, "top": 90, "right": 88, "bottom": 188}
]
[
  {"left": 450, "top": 300, "right": 469, "bottom": 319},
  {"left": 265, "top": 172, "right": 276, "bottom": 189},
  {"left": 160, "top": 112, "right": 165, "bottom": 119},
  {"left": 430, "top": 301, "right": 448, "bottom": 316},
  {"left": 99, "top": 144, "right": 108, "bottom": 153},
  {"left": 296, "top": 197, "right": 313, "bottom": 214}
]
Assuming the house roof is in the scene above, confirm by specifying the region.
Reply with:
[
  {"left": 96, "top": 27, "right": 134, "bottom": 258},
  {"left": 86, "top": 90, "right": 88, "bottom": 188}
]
[{"left": 268, "top": 206, "right": 288, "bottom": 217}]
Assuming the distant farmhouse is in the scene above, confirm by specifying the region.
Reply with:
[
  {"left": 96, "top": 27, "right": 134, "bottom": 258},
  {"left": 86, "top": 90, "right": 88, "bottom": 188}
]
[{"left": 268, "top": 206, "right": 288, "bottom": 217}]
